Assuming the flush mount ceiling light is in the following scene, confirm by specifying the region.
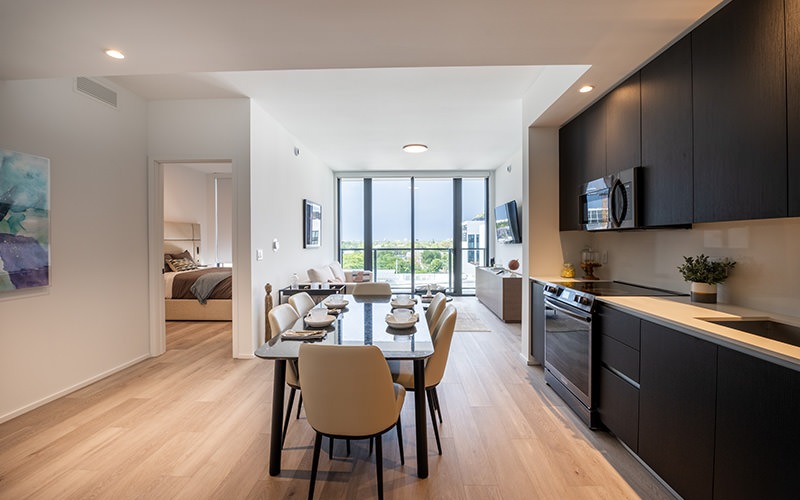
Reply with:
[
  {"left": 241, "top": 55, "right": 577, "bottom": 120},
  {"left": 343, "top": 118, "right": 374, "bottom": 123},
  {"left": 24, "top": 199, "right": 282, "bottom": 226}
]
[
  {"left": 579, "top": 85, "right": 595, "bottom": 93},
  {"left": 105, "top": 49, "right": 125, "bottom": 60},
  {"left": 402, "top": 143, "right": 428, "bottom": 153}
]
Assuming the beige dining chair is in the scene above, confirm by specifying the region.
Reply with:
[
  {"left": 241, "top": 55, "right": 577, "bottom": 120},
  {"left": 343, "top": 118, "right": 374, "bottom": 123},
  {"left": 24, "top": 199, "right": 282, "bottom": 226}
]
[
  {"left": 425, "top": 292, "right": 447, "bottom": 333},
  {"left": 288, "top": 292, "right": 316, "bottom": 317},
  {"left": 391, "top": 305, "right": 457, "bottom": 455},
  {"left": 268, "top": 303, "right": 302, "bottom": 447},
  {"left": 352, "top": 281, "right": 392, "bottom": 297},
  {"left": 299, "top": 343, "right": 405, "bottom": 500}
]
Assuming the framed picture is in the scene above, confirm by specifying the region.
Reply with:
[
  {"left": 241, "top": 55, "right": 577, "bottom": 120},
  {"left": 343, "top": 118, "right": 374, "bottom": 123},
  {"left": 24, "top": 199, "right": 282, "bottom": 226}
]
[
  {"left": 303, "top": 199, "right": 321, "bottom": 248},
  {"left": 0, "top": 149, "right": 51, "bottom": 291}
]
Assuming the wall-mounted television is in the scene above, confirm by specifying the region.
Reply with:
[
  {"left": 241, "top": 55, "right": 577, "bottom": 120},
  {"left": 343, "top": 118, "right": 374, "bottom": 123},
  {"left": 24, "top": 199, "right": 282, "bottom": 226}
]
[{"left": 494, "top": 200, "right": 522, "bottom": 244}]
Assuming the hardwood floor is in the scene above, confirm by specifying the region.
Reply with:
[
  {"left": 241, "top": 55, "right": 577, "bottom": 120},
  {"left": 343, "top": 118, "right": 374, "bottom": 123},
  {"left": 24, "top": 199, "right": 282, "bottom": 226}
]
[{"left": 0, "top": 298, "right": 671, "bottom": 499}]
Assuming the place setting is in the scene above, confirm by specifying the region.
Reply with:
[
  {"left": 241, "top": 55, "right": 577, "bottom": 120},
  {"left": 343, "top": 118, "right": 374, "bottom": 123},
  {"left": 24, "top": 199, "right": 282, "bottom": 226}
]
[
  {"left": 304, "top": 307, "right": 337, "bottom": 328},
  {"left": 323, "top": 293, "right": 349, "bottom": 313},
  {"left": 385, "top": 306, "right": 419, "bottom": 334},
  {"left": 390, "top": 293, "right": 417, "bottom": 309}
]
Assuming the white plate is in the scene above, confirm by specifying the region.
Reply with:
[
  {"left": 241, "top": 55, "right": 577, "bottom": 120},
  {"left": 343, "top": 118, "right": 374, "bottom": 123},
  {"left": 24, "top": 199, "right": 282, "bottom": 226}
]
[
  {"left": 385, "top": 313, "right": 418, "bottom": 329},
  {"left": 390, "top": 299, "right": 416, "bottom": 308},
  {"left": 305, "top": 315, "right": 336, "bottom": 328},
  {"left": 325, "top": 299, "right": 349, "bottom": 308}
]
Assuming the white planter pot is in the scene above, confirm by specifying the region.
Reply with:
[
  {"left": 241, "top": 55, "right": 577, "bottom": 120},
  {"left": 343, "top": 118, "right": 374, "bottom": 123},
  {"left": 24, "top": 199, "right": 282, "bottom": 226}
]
[{"left": 690, "top": 282, "right": 718, "bottom": 303}]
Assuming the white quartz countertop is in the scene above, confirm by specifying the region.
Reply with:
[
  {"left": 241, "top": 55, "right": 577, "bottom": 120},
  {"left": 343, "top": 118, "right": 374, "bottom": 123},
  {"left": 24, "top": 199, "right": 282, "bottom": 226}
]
[{"left": 598, "top": 295, "right": 800, "bottom": 371}]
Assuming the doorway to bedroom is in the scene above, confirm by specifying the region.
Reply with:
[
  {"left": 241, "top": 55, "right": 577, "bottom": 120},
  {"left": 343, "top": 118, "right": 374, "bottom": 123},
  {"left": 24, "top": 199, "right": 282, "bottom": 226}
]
[{"left": 162, "top": 161, "right": 234, "bottom": 337}]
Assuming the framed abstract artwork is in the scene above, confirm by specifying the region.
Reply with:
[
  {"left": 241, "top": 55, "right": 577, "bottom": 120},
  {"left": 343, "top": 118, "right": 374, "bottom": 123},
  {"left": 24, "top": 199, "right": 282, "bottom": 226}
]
[
  {"left": 0, "top": 149, "right": 50, "bottom": 291},
  {"left": 303, "top": 199, "right": 321, "bottom": 248}
]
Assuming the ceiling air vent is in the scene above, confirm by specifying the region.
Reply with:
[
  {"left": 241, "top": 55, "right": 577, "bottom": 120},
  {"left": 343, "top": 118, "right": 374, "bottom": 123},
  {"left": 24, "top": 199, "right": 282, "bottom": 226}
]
[{"left": 75, "top": 77, "right": 118, "bottom": 108}]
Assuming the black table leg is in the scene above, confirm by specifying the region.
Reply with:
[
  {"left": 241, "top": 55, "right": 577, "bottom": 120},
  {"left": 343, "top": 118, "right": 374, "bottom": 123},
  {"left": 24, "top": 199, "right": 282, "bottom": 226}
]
[
  {"left": 269, "top": 359, "right": 286, "bottom": 476},
  {"left": 413, "top": 359, "right": 428, "bottom": 478}
]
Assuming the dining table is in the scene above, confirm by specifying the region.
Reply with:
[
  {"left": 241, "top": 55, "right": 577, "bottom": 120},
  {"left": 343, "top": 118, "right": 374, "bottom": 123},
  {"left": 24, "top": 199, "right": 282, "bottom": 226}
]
[{"left": 254, "top": 294, "right": 434, "bottom": 479}]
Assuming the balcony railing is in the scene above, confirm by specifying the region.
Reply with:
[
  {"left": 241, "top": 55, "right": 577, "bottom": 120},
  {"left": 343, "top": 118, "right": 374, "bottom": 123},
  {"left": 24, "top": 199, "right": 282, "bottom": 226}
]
[{"left": 340, "top": 246, "right": 486, "bottom": 294}]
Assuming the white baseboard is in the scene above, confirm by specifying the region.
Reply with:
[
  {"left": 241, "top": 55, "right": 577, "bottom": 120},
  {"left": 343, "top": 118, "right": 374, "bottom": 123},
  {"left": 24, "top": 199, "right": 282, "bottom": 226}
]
[{"left": 0, "top": 353, "right": 151, "bottom": 424}]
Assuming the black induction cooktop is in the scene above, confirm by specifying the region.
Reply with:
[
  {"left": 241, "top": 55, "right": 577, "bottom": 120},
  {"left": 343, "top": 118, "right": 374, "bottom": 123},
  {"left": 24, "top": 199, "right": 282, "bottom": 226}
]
[{"left": 547, "top": 280, "right": 684, "bottom": 297}]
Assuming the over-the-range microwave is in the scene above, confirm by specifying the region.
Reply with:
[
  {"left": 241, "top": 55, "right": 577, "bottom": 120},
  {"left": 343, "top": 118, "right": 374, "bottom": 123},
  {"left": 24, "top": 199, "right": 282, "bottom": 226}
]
[{"left": 579, "top": 167, "right": 640, "bottom": 231}]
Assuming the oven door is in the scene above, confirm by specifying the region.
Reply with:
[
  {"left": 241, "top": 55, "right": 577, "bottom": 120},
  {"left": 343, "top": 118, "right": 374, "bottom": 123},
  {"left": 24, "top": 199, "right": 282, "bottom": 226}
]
[{"left": 544, "top": 297, "right": 593, "bottom": 408}]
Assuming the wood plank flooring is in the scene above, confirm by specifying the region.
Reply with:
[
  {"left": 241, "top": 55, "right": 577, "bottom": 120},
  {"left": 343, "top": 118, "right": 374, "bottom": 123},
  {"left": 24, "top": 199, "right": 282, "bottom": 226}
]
[{"left": 0, "top": 298, "right": 672, "bottom": 499}]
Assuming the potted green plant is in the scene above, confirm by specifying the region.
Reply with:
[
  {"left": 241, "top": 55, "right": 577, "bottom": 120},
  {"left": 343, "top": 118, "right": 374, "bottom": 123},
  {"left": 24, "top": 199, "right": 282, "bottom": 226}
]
[{"left": 677, "top": 254, "right": 736, "bottom": 303}]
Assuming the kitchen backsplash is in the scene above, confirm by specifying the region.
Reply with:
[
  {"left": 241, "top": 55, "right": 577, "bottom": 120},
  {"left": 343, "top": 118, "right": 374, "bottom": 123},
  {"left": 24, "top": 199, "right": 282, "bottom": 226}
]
[{"left": 559, "top": 217, "right": 800, "bottom": 318}]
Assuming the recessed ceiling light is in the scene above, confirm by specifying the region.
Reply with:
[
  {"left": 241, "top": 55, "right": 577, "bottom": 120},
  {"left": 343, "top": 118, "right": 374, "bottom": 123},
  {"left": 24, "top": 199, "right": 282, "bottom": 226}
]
[
  {"left": 579, "top": 85, "right": 594, "bottom": 93},
  {"left": 402, "top": 144, "right": 428, "bottom": 153},
  {"left": 105, "top": 49, "right": 125, "bottom": 60}
]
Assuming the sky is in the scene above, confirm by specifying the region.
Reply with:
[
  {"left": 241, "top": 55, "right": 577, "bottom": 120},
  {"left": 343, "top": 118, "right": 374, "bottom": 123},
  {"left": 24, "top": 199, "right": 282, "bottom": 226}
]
[{"left": 340, "top": 178, "right": 486, "bottom": 242}]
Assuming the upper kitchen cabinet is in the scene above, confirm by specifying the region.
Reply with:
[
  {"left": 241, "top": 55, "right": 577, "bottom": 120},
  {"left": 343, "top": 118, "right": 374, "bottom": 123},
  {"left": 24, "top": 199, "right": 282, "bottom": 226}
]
[
  {"left": 605, "top": 73, "right": 641, "bottom": 173},
  {"left": 692, "top": 0, "right": 787, "bottom": 222},
  {"left": 559, "top": 100, "right": 606, "bottom": 231},
  {"left": 640, "top": 36, "right": 693, "bottom": 227},
  {"left": 788, "top": 0, "right": 800, "bottom": 216}
]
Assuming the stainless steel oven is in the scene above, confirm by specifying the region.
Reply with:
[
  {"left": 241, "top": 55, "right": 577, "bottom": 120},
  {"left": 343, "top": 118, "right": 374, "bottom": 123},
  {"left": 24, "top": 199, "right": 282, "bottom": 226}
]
[
  {"left": 543, "top": 283, "right": 597, "bottom": 427},
  {"left": 541, "top": 280, "right": 683, "bottom": 428}
]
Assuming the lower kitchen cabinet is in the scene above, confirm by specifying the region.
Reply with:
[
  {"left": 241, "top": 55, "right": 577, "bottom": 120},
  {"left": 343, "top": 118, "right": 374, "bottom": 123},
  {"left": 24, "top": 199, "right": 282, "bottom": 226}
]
[
  {"left": 530, "top": 280, "right": 545, "bottom": 364},
  {"left": 598, "top": 366, "right": 639, "bottom": 452},
  {"left": 713, "top": 347, "right": 800, "bottom": 499},
  {"left": 639, "top": 321, "right": 717, "bottom": 500},
  {"left": 597, "top": 304, "right": 641, "bottom": 452}
]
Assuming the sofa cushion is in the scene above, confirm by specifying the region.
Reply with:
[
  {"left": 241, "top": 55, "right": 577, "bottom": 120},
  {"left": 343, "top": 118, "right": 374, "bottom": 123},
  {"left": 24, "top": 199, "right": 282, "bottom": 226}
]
[
  {"left": 307, "top": 265, "right": 335, "bottom": 283},
  {"left": 329, "top": 261, "right": 346, "bottom": 282}
]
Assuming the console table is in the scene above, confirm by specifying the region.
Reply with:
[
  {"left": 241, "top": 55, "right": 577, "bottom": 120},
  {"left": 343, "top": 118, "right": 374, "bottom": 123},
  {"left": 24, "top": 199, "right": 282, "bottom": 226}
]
[
  {"left": 278, "top": 283, "right": 346, "bottom": 304},
  {"left": 475, "top": 267, "right": 521, "bottom": 322}
]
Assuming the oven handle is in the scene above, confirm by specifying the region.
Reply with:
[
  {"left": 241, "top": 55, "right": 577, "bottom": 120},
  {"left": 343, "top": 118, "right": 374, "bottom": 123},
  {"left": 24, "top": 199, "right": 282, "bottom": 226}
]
[{"left": 544, "top": 299, "right": 592, "bottom": 323}]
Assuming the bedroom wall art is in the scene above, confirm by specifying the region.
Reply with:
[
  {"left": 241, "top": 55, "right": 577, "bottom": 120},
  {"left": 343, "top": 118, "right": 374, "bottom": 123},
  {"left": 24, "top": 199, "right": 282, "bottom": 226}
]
[
  {"left": 303, "top": 199, "right": 321, "bottom": 248},
  {"left": 0, "top": 149, "right": 50, "bottom": 291}
]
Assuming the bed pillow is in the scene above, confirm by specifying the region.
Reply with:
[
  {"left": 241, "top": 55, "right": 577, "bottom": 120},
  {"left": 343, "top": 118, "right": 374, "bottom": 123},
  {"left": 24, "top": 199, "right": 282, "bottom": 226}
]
[{"left": 167, "top": 257, "right": 198, "bottom": 272}]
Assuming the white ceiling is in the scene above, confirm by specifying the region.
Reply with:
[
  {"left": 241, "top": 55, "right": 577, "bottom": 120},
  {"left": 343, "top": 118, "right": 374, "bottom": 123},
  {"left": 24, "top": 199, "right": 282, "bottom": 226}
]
[{"left": 0, "top": 0, "right": 725, "bottom": 172}]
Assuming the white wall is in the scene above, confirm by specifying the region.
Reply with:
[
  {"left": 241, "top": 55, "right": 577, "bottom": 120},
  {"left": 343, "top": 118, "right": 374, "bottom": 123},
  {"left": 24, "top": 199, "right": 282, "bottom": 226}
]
[
  {"left": 147, "top": 99, "right": 253, "bottom": 357},
  {"left": 249, "top": 101, "right": 335, "bottom": 344},
  {"left": 493, "top": 149, "right": 524, "bottom": 268},
  {"left": 0, "top": 78, "right": 150, "bottom": 422}
]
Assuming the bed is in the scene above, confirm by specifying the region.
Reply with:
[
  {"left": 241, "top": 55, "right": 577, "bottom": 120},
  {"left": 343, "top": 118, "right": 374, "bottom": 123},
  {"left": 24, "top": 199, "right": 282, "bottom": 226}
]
[{"left": 164, "top": 221, "right": 232, "bottom": 321}]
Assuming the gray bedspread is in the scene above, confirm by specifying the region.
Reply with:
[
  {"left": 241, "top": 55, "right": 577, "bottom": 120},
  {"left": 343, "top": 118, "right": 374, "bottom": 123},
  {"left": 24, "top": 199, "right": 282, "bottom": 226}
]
[{"left": 190, "top": 271, "right": 232, "bottom": 304}]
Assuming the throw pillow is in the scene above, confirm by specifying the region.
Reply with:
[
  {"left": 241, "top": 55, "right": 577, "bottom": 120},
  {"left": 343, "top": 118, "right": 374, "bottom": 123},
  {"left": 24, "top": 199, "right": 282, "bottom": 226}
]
[
  {"left": 329, "top": 261, "right": 346, "bottom": 282},
  {"left": 168, "top": 258, "right": 198, "bottom": 272}
]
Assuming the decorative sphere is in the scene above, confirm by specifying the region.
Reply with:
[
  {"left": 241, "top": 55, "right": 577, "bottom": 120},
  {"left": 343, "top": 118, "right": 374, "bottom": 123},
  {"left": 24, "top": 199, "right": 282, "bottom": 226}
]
[{"left": 508, "top": 259, "right": 520, "bottom": 271}]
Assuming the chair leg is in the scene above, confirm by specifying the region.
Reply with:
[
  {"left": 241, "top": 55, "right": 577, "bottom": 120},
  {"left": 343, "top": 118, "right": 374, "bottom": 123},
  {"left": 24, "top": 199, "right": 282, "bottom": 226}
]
[
  {"left": 309, "top": 432, "right": 323, "bottom": 500},
  {"left": 426, "top": 389, "right": 442, "bottom": 455},
  {"left": 432, "top": 387, "right": 443, "bottom": 424},
  {"left": 282, "top": 388, "right": 296, "bottom": 447},
  {"left": 396, "top": 416, "right": 404, "bottom": 465},
  {"left": 297, "top": 393, "right": 303, "bottom": 419},
  {"left": 375, "top": 434, "right": 384, "bottom": 500},
  {"left": 369, "top": 436, "right": 373, "bottom": 455},
  {"left": 346, "top": 439, "right": 351, "bottom": 456},
  {"left": 329, "top": 437, "right": 334, "bottom": 458}
]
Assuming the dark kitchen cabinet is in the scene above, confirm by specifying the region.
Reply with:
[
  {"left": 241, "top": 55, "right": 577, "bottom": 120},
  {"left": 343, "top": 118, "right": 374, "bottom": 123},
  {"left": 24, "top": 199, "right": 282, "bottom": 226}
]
[
  {"left": 714, "top": 348, "right": 800, "bottom": 499},
  {"left": 639, "top": 321, "right": 717, "bottom": 500},
  {"left": 605, "top": 73, "right": 641, "bottom": 173},
  {"left": 640, "top": 35, "right": 693, "bottom": 227},
  {"left": 559, "top": 100, "right": 606, "bottom": 231},
  {"left": 596, "top": 305, "right": 641, "bottom": 452},
  {"left": 788, "top": 0, "right": 800, "bottom": 216},
  {"left": 691, "top": 0, "right": 787, "bottom": 222},
  {"left": 530, "top": 280, "right": 545, "bottom": 364}
]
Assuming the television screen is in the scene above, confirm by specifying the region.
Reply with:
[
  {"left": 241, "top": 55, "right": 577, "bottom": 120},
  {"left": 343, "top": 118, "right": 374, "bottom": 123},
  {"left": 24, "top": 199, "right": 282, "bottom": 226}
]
[{"left": 495, "top": 200, "right": 521, "bottom": 244}]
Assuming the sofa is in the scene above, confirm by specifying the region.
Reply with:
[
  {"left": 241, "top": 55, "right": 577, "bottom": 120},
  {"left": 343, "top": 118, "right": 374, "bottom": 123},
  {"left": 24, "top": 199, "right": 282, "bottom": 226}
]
[{"left": 305, "top": 262, "right": 373, "bottom": 294}]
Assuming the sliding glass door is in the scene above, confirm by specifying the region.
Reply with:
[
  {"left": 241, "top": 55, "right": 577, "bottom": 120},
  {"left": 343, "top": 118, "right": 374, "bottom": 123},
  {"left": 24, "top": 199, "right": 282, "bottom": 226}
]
[{"left": 338, "top": 176, "right": 487, "bottom": 295}]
